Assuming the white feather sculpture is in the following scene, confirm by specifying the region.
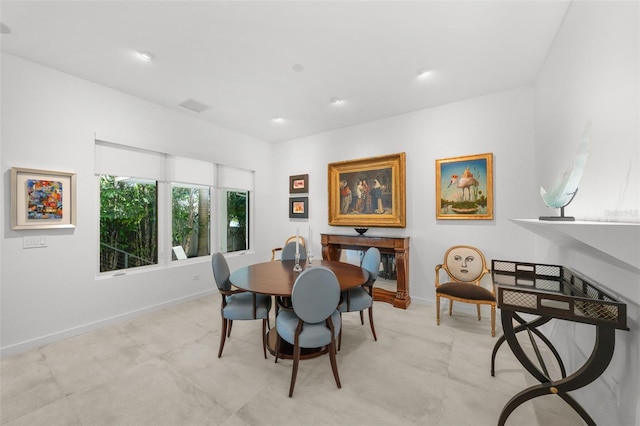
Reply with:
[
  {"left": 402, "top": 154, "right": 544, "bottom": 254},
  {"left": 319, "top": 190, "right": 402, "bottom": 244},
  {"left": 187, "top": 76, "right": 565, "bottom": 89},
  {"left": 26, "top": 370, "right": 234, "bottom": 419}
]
[{"left": 540, "top": 122, "right": 591, "bottom": 209}]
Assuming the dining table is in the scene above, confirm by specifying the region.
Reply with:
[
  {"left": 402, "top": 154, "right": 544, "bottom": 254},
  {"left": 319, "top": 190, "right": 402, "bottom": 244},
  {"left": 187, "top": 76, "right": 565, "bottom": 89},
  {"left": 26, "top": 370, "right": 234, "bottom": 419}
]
[{"left": 229, "top": 259, "right": 369, "bottom": 359}]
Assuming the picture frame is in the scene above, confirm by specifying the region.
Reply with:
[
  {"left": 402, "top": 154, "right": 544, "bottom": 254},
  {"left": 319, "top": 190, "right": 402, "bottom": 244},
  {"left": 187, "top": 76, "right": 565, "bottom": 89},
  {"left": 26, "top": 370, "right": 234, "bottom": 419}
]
[
  {"left": 289, "top": 197, "right": 309, "bottom": 219},
  {"left": 289, "top": 174, "right": 309, "bottom": 194},
  {"left": 11, "top": 167, "right": 77, "bottom": 230},
  {"left": 328, "top": 152, "right": 406, "bottom": 227},
  {"left": 435, "top": 153, "right": 493, "bottom": 220}
]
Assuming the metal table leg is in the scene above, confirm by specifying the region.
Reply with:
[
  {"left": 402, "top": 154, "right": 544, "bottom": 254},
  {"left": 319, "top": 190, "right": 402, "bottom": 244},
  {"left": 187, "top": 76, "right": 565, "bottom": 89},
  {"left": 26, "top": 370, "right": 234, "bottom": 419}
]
[
  {"left": 491, "top": 313, "right": 566, "bottom": 378},
  {"left": 497, "top": 310, "right": 617, "bottom": 426}
]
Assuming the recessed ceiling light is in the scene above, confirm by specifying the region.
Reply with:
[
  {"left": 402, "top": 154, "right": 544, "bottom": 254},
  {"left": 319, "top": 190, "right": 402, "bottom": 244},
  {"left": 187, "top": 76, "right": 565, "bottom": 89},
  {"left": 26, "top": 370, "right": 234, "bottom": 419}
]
[
  {"left": 137, "top": 51, "right": 154, "bottom": 62},
  {"left": 272, "top": 116, "right": 283, "bottom": 122},
  {"left": 330, "top": 97, "right": 344, "bottom": 105}
]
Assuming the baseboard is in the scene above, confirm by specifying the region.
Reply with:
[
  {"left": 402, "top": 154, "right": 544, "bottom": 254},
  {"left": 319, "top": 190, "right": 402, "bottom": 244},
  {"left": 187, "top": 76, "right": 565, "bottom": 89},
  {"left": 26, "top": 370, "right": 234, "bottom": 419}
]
[{"left": 0, "top": 289, "right": 216, "bottom": 358}]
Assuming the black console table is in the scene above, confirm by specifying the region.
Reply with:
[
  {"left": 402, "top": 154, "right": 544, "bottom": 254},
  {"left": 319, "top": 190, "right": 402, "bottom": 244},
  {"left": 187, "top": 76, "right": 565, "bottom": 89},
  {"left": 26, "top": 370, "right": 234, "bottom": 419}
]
[{"left": 490, "top": 260, "right": 628, "bottom": 426}]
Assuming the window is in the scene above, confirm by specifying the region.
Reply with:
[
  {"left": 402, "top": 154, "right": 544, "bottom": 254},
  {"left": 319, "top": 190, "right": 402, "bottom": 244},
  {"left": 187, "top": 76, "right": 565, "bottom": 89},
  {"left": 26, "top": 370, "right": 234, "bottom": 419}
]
[
  {"left": 172, "top": 184, "right": 211, "bottom": 260},
  {"left": 224, "top": 189, "right": 249, "bottom": 253},
  {"left": 99, "top": 176, "right": 158, "bottom": 272},
  {"left": 96, "top": 141, "right": 253, "bottom": 272}
]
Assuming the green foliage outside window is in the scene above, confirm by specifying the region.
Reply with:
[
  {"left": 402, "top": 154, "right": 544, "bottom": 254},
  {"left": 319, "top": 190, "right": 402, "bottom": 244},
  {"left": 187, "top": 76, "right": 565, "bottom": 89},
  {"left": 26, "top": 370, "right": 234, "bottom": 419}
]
[
  {"left": 226, "top": 190, "right": 248, "bottom": 252},
  {"left": 100, "top": 176, "right": 157, "bottom": 272},
  {"left": 172, "top": 186, "right": 210, "bottom": 259}
]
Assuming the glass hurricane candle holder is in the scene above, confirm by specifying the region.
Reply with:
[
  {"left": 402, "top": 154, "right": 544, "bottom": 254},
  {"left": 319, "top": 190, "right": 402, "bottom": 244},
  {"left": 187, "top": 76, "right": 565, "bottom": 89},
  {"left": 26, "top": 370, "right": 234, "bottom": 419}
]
[{"left": 293, "top": 252, "right": 303, "bottom": 272}]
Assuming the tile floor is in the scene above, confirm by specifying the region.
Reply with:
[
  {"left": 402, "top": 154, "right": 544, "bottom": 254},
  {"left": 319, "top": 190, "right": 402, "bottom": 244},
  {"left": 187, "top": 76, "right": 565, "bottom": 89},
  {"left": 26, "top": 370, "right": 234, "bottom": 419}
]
[{"left": 1, "top": 293, "right": 583, "bottom": 425}]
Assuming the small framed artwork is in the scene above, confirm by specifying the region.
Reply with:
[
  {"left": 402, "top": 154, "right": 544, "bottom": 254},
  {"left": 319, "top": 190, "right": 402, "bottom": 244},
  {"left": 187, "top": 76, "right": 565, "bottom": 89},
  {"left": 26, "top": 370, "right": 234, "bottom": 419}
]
[
  {"left": 11, "top": 167, "right": 77, "bottom": 230},
  {"left": 435, "top": 153, "right": 493, "bottom": 220},
  {"left": 289, "top": 174, "right": 309, "bottom": 194},
  {"left": 289, "top": 197, "right": 309, "bottom": 219}
]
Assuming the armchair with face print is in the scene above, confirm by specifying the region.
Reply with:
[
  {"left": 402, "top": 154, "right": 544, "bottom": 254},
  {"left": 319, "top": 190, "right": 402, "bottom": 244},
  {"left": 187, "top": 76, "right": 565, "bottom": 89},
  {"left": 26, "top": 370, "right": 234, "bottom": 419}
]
[{"left": 434, "top": 245, "right": 495, "bottom": 336}]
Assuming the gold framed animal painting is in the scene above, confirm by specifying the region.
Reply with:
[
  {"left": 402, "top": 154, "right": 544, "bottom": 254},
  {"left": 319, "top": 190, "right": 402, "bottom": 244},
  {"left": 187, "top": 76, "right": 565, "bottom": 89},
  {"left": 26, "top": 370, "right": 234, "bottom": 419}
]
[{"left": 435, "top": 153, "right": 493, "bottom": 220}]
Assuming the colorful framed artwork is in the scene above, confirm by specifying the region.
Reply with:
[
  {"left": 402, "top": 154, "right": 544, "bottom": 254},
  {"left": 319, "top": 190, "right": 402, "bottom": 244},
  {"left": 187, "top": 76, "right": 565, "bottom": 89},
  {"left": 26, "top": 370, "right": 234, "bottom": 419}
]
[
  {"left": 328, "top": 152, "right": 406, "bottom": 227},
  {"left": 11, "top": 167, "right": 77, "bottom": 230},
  {"left": 435, "top": 153, "right": 493, "bottom": 220},
  {"left": 289, "top": 174, "right": 309, "bottom": 194},
  {"left": 289, "top": 197, "right": 309, "bottom": 219}
]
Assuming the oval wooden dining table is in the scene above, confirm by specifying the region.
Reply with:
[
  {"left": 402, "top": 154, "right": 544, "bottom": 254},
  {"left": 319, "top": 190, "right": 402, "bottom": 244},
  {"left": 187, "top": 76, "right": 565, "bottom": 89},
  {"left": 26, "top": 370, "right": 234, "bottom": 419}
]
[{"left": 229, "top": 259, "right": 368, "bottom": 359}]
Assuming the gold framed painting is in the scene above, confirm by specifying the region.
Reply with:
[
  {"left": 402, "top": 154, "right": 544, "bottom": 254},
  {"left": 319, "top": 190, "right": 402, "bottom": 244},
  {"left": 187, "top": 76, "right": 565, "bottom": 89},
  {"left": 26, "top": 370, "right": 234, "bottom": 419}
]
[
  {"left": 435, "top": 153, "right": 493, "bottom": 220},
  {"left": 11, "top": 167, "right": 77, "bottom": 230},
  {"left": 328, "top": 152, "right": 406, "bottom": 227}
]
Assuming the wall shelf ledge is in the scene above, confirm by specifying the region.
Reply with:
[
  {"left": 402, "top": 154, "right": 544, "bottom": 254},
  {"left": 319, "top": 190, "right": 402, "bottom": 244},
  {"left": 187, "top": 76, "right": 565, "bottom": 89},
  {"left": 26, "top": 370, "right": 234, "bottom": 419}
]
[{"left": 511, "top": 219, "right": 640, "bottom": 273}]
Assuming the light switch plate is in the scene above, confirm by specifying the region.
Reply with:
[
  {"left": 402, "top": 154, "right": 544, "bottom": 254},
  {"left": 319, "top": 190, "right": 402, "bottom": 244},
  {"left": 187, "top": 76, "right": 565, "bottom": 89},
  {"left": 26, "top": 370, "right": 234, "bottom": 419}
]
[{"left": 23, "top": 236, "right": 47, "bottom": 248}]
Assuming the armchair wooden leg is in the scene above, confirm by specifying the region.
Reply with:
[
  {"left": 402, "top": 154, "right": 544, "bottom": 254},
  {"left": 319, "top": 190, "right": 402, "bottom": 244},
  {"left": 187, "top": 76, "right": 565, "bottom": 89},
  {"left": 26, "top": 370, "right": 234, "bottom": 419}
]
[
  {"left": 328, "top": 338, "right": 342, "bottom": 390},
  {"left": 436, "top": 295, "right": 441, "bottom": 326},
  {"left": 262, "top": 319, "right": 268, "bottom": 359},
  {"left": 477, "top": 304, "right": 482, "bottom": 321},
  {"left": 227, "top": 320, "right": 233, "bottom": 337},
  {"left": 218, "top": 318, "right": 228, "bottom": 358},
  {"left": 289, "top": 343, "right": 301, "bottom": 397},
  {"left": 491, "top": 304, "right": 496, "bottom": 337},
  {"left": 359, "top": 311, "right": 364, "bottom": 325},
  {"left": 338, "top": 313, "right": 342, "bottom": 351},
  {"left": 449, "top": 300, "right": 453, "bottom": 316},
  {"left": 274, "top": 333, "right": 281, "bottom": 363},
  {"left": 368, "top": 307, "right": 377, "bottom": 341}
]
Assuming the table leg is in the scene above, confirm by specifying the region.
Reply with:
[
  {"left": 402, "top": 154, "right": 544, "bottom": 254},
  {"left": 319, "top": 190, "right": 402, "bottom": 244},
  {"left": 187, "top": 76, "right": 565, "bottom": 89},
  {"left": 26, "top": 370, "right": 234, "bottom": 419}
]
[
  {"left": 498, "top": 311, "right": 616, "bottom": 426},
  {"left": 491, "top": 313, "right": 566, "bottom": 378}
]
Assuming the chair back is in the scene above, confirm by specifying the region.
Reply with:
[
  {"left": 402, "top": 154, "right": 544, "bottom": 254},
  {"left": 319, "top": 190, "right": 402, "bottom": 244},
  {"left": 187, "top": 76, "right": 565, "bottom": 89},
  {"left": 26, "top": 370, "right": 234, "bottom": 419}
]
[
  {"left": 291, "top": 267, "right": 339, "bottom": 324},
  {"left": 361, "top": 247, "right": 381, "bottom": 285},
  {"left": 272, "top": 235, "right": 306, "bottom": 261},
  {"left": 211, "top": 252, "right": 232, "bottom": 292},
  {"left": 281, "top": 241, "right": 307, "bottom": 261},
  {"left": 442, "top": 245, "right": 489, "bottom": 285}
]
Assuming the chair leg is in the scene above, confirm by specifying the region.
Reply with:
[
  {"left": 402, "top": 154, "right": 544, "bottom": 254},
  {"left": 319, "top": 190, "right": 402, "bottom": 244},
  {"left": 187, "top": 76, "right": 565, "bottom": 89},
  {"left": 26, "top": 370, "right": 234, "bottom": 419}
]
[
  {"left": 368, "top": 306, "right": 377, "bottom": 341},
  {"left": 477, "top": 304, "right": 482, "bottom": 321},
  {"left": 436, "top": 295, "right": 441, "bottom": 326},
  {"left": 449, "top": 300, "right": 453, "bottom": 316},
  {"left": 289, "top": 343, "right": 301, "bottom": 397},
  {"left": 274, "top": 333, "right": 281, "bottom": 363},
  {"left": 328, "top": 338, "right": 342, "bottom": 390},
  {"left": 491, "top": 304, "right": 496, "bottom": 337},
  {"left": 262, "top": 319, "right": 268, "bottom": 359},
  {"left": 218, "top": 318, "right": 228, "bottom": 358},
  {"left": 227, "top": 320, "right": 233, "bottom": 337},
  {"left": 359, "top": 310, "right": 364, "bottom": 325}
]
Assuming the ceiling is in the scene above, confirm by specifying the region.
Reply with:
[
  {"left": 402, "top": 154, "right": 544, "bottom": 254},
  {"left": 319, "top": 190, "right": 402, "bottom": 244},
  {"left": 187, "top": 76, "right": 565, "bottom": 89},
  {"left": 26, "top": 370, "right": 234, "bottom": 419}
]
[{"left": 0, "top": 1, "right": 570, "bottom": 143}]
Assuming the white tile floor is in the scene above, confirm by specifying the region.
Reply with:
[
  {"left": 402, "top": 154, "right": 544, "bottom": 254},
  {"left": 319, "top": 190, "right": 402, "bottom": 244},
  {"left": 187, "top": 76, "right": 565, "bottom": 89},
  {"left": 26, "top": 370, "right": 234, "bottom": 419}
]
[{"left": 1, "top": 294, "right": 583, "bottom": 425}]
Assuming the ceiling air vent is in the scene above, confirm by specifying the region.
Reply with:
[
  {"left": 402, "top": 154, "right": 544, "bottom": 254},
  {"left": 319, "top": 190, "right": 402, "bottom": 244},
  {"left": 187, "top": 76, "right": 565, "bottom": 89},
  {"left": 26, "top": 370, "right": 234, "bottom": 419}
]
[{"left": 180, "top": 99, "right": 209, "bottom": 113}]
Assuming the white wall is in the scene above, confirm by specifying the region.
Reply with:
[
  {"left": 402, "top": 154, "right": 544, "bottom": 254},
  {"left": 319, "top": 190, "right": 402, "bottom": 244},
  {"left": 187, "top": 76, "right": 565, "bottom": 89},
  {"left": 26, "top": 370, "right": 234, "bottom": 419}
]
[
  {"left": 1, "top": 53, "right": 276, "bottom": 356},
  {"left": 534, "top": 2, "right": 639, "bottom": 425},
  {"left": 273, "top": 85, "right": 539, "bottom": 304}
]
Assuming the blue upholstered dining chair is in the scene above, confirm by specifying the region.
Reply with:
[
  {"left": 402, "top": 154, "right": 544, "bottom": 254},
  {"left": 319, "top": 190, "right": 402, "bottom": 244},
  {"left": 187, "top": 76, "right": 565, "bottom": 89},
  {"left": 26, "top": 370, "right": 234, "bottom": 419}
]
[
  {"left": 211, "top": 253, "right": 272, "bottom": 358},
  {"left": 274, "top": 266, "right": 342, "bottom": 397},
  {"left": 280, "top": 240, "right": 307, "bottom": 261},
  {"left": 338, "top": 247, "right": 380, "bottom": 350},
  {"left": 271, "top": 235, "right": 305, "bottom": 261}
]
